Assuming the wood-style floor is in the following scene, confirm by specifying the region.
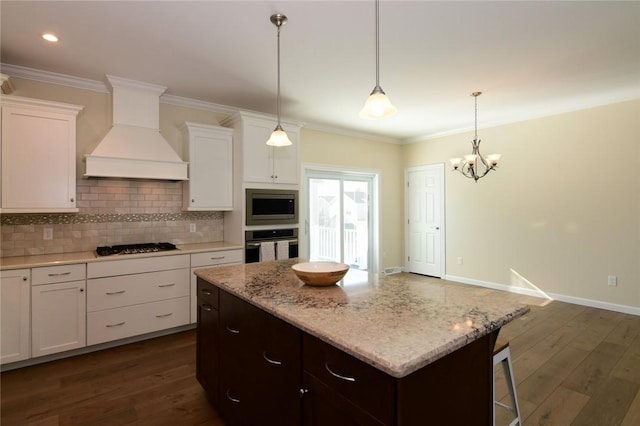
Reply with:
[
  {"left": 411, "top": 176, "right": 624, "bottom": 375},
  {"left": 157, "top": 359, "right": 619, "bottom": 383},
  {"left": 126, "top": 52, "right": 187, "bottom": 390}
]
[{"left": 2, "top": 293, "right": 639, "bottom": 425}]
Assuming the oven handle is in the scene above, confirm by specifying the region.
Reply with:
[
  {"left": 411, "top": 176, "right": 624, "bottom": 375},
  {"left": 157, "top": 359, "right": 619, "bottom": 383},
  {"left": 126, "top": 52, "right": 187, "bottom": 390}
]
[{"left": 246, "top": 239, "right": 298, "bottom": 248}]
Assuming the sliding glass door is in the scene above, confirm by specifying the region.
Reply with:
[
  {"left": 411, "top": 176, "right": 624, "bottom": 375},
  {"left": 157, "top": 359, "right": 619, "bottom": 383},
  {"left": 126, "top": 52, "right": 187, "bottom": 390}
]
[{"left": 306, "top": 171, "right": 374, "bottom": 271}]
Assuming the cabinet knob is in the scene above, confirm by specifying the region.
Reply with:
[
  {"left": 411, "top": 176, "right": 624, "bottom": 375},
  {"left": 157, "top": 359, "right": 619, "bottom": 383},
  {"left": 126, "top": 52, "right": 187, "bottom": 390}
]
[
  {"left": 299, "top": 388, "right": 309, "bottom": 398},
  {"left": 22, "top": 276, "right": 28, "bottom": 281},
  {"left": 80, "top": 288, "right": 84, "bottom": 292},
  {"left": 70, "top": 198, "right": 74, "bottom": 202},
  {"left": 192, "top": 199, "right": 195, "bottom": 203}
]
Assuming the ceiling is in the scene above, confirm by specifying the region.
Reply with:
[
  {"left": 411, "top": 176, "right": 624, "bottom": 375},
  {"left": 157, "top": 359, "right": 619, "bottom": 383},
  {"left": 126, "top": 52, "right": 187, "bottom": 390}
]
[{"left": 1, "top": 1, "right": 639, "bottom": 143}]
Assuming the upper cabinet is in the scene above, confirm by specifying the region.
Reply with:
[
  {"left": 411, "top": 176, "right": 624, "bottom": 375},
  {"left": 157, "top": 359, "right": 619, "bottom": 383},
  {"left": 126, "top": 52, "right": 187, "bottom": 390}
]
[
  {"left": 222, "top": 111, "right": 302, "bottom": 186},
  {"left": 181, "top": 122, "right": 234, "bottom": 211},
  {"left": 1, "top": 95, "right": 83, "bottom": 213}
]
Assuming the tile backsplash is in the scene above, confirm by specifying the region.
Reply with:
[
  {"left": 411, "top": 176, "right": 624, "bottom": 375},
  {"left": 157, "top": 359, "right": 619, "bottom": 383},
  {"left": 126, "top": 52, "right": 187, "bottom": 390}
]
[{"left": 0, "top": 179, "right": 224, "bottom": 257}]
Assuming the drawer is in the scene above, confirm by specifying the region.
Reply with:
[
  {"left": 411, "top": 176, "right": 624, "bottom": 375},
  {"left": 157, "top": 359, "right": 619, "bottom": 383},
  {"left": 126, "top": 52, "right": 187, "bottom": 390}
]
[
  {"left": 87, "top": 268, "right": 189, "bottom": 312},
  {"left": 191, "top": 249, "right": 243, "bottom": 268},
  {"left": 32, "top": 263, "right": 86, "bottom": 285},
  {"left": 87, "top": 296, "right": 189, "bottom": 345},
  {"left": 197, "top": 278, "right": 219, "bottom": 310},
  {"left": 303, "top": 334, "right": 395, "bottom": 425},
  {"left": 87, "top": 254, "right": 190, "bottom": 278}
]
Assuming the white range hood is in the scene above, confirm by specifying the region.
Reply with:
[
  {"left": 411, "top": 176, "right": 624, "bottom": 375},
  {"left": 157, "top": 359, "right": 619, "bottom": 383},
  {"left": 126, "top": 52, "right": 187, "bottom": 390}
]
[{"left": 85, "top": 75, "right": 188, "bottom": 180}]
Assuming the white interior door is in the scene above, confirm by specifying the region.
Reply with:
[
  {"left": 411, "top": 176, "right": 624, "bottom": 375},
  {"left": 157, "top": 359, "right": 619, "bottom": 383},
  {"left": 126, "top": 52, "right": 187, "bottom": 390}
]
[{"left": 406, "top": 164, "right": 444, "bottom": 277}]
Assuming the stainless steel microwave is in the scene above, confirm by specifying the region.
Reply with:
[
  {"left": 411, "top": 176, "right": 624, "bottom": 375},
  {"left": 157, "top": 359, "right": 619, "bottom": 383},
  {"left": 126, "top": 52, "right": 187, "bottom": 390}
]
[{"left": 246, "top": 188, "right": 298, "bottom": 226}]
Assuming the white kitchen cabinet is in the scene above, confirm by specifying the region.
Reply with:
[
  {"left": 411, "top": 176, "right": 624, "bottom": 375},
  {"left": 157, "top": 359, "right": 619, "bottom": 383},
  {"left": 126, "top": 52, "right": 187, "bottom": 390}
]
[
  {"left": 222, "top": 111, "right": 301, "bottom": 186},
  {"left": 31, "top": 264, "right": 86, "bottom": 357},
  {"left": 189, "top": 249, "right": 243, "bottom": 323},
  {"left": 0, "top": 95, "right": 83, "bottom": 213},
  {"left": 0, "top": 269, "right": 30, "bottom": 364},
  {"left": 86, "top": 254, "right": 190, "bottom": 345},
  {"left": 181, "top": 122, "right": 234, "bottom": 211}
]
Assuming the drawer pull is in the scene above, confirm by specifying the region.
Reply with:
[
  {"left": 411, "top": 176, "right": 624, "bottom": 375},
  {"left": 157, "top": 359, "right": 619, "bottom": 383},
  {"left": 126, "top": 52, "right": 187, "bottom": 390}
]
[
  {"left": 202, "top": 304, "right": 213, "bottom": 312},
  {"left": 211, "top": 256, "right": 225, "bottom": 260},
  {"left": 226, "top": 325, "right": 240, "bottom": 334},
  {"left": 158, "top": 283, "right": 176, "bottom": 288},
  {"left": 156, "top": 313, "right": 173, "bottom": 318},
  {"left": 106, "top": 290, "right": 125, "bottom": 295},
  {"left": 47, "top": 272, "right": 72, "bottom": 277},
  {"left": 263, "top": 351, "right": 283, "bottom": 366},
  {"left": 325, "top": 363, "right": 356, "bottom": 383},
  {"left": 226, "top": 388, "right": 240, "bottom": 403},
  {"left": 106, "top": 322, "right": 125, "bottom": 328},
  {"left": 201, "top": 289, "right": 212, "bottom": 296}
]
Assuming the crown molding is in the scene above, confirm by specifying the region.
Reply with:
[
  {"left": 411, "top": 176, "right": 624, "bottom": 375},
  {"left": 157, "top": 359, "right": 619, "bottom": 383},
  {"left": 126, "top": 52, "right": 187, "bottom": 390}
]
[
  {"left": 1, "top": 63, "right": 109, "bottom": 93},
  {"left": 0, "top": 63, "right": 405, "bottom": 144}
]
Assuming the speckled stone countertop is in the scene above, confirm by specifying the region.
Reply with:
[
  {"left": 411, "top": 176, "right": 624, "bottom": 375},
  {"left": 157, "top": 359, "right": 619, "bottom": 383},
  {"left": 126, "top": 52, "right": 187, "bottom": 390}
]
[
  {"left": 195, "top": 259, "right": 530, "bottom": 378},
  {"left": 0, "top": 241, "right": 242, "bottom": 270}
]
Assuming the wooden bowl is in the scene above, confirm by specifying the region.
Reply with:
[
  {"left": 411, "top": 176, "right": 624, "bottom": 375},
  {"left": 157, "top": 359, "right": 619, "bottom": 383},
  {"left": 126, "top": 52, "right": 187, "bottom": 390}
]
[{"left": 291, "top": 262, "right": 349, "bottom": 286}]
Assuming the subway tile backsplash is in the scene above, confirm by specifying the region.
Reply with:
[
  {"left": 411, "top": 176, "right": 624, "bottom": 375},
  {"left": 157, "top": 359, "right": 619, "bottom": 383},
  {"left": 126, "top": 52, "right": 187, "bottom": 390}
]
[{"left": 0, "top": 179, "right": 224, "bottom": 257}]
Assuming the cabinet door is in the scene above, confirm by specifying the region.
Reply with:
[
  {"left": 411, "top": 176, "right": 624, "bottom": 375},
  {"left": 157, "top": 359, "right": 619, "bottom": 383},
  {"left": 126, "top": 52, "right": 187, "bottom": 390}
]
[
  {"left": 243, "top": 119, "right": 277, "bottom": 184},
  {"left": 219, "top": 290, "right": 302, "bottom": 425},
  {"left": 271, "top": 128, "right": 299, "bottom": 184},
  {"left": 0, "top": 269, "right": 30, "bottom": 364},
  {"left": 1, "top": 97, "right": 82, "bottom": 212},
  {"left": 196, "top": 280, "right": 219, "bottom": 406},
  {"left": 182, "top": 123, "right": 233, "bottom": 211},
  {"left": 302, "top": 372, "right": 386, "bottom": 426},
  {"left": 31, "top": 280, "right": 86, "bottom": 357}
]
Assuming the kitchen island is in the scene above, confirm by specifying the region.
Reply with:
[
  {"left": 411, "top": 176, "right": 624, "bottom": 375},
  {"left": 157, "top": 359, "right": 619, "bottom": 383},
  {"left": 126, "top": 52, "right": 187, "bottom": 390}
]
[{"left": 195, "top": 259, "right": 530, "bottom": 425}]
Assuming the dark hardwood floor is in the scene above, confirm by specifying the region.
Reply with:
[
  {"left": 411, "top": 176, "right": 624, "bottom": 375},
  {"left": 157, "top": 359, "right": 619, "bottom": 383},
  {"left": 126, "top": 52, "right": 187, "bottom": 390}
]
[{"left": 2, "top": 291, "right": 639, "bottom": 425}]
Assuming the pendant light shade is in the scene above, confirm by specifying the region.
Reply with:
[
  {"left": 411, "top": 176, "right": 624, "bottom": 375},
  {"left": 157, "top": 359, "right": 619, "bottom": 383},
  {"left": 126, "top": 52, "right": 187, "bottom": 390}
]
[
  {"left": 360, "top": 86, "right": 397, "bottom": 119},
  {"left": 266, "top": 124, "right": 292, "bottom": 147},
  {"left": 266, "top": 13, "right": 292, "bottom": 147},
  {"left": 360, "top": 0, "right": 397, "bottom": 120}
]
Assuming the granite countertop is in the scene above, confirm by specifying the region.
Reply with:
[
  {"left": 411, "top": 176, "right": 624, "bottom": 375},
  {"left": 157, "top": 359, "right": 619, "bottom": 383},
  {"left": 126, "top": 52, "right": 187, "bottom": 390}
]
[
  {"left": 195, "top": 259, "right": 530, "bottom": 378},
  {"left": 0, "top": 241, "right": 243, "bottom": 270}
]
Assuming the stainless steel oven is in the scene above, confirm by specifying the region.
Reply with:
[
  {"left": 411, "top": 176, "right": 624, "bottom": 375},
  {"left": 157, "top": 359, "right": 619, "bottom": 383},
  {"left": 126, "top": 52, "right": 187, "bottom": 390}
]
[
  {"left": 244, "top": 228, "right": 298, "bottom": 263},
  {"left": 246, "top": 188, "right": 298, "bottom": 226}
]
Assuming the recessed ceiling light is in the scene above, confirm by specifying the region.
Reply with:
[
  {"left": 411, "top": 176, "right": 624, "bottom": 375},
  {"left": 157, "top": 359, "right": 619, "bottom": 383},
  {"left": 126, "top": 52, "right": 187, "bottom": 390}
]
[{"left": 42, "top": 33, "right": 59, "bottom": 43}]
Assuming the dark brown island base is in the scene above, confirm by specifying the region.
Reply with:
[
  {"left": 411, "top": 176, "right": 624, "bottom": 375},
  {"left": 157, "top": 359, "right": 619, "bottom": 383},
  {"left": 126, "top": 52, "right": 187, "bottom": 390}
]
[{"left": 195, "top": 259, "right": 529, "bottom": 425}]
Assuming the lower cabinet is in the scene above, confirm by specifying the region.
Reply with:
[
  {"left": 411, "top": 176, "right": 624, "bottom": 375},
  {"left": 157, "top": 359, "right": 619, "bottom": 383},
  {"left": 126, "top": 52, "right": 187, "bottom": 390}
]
[
  {"left": 196, "top": 278, "right": 496, "bottom": 426},
  {"left": 190, "top": 249, "right": 243, "bottom": 323},
  {"left": 196, "top": 278, "right": 302, "bottom": 425},
  {"left": 0, "top": 269, "right": 30, "bottom": 364},
  {"left": 32, "top": 280, "right": 86, "bottom": 357},
  {"left": 31, "top": 263, "right": 86, "bottom": 357},
  {"left": 302, "top": 334, "right": 394, "bottom": 426},
  {"left": 86, "top": 255, "right": 190, "bottom": 345}
]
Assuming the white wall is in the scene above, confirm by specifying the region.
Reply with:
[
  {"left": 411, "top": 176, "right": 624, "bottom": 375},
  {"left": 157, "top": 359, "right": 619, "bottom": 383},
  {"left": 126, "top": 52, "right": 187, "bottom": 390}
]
[{"left": 403, "top": 99, "right": 640, "bottom": 311}]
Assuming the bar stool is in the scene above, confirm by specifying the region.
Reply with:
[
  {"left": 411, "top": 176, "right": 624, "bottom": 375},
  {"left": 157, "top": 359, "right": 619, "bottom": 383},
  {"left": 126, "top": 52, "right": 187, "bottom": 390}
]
[{"left": 493, "top": 339, "right": 521, "bottom": 426}]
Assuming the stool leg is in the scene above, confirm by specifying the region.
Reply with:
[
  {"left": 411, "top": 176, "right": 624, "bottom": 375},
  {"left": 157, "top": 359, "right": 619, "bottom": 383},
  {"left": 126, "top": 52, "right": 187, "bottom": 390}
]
[{"left": 500, "top": 347, "right": 521, "bottom": 426}]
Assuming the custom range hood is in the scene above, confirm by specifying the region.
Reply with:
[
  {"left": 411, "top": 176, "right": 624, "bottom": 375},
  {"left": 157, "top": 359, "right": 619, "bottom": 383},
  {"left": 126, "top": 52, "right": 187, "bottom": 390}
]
[{"left": 85, "top": 75, "right": 188, "bottom": 180}]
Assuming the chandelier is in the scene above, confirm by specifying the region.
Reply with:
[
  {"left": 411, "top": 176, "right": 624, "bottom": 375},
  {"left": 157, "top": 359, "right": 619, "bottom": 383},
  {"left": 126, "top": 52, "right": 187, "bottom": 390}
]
[{"left": 449, "top": 92, "right": 501, "bottom": 182}]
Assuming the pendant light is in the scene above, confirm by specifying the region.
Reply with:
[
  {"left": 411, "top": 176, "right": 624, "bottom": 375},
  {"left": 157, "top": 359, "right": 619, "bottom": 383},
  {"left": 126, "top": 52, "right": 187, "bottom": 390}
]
[
  {"left": 359, "top": 0, "right": 397, "bottom": 120},
  {"left": 266, "top": 13, "right": 292, "bottom": 147}
]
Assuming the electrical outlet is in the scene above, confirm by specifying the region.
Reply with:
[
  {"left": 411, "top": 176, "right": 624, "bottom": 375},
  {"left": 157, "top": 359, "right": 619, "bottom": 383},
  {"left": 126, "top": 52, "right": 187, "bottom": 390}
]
[
  {"left": 607, "top": 275, "right": 617, "bottom": 287},
  {"left": 457, "top": 257, "right": 463, "bottom": 266},
  {"left": 189, "top": 223, "right": 196, "bottom": 233},
  {"left": 43, "top": 228, "right": 53, "bottom": 240}
]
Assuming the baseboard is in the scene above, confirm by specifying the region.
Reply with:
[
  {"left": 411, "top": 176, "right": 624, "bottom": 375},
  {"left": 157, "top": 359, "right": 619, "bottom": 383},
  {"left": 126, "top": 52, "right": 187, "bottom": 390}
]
[{"left": 445, "top": 274, "right": 640, "bottom": 316}]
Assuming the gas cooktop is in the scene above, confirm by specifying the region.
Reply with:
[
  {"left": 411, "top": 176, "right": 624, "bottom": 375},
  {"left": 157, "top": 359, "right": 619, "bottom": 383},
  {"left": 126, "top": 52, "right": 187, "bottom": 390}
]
[{"left": 96, "top": 242, "right": 177, "bottom": 257}]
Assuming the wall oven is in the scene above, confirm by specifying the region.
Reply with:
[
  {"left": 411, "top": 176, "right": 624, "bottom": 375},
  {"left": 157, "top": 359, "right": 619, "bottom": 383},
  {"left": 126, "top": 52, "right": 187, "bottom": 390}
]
[
  {"left": 245, "top": 228, "right": 298, "bottom": 263},
  {"left": 246, "top": 188, "right": 298, "bottom": 226}
]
